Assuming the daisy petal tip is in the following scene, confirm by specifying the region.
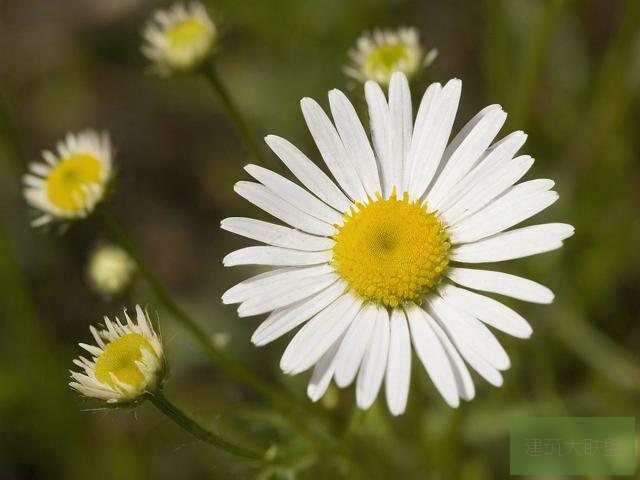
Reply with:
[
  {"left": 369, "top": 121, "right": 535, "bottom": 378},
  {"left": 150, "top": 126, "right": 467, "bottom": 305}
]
[
  {"left": 250, "top": 331, "right": 266, "bottom": 347},
  {"left": 446, "top": 396, "right": 461, "bottom": 409},
  {"left": 445, "top": 77, "right": 462, "bottom": 90},
  {"left": 389, "top": 404, "right": 406, "bottom": 416}
]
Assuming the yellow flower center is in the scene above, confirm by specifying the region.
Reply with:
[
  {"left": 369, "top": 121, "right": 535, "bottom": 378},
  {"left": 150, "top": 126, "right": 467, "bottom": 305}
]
[
  {"left": 332, "top": 193, "right": 450, "bottom": 308},
  {"left": 165, "top": 19, "right": 209, "bottom": 48},
  {"left": 365, "top": 43, "right": 410, "bottom": 79},
  {"left": 45, "top": 153, "right": 102, "bottom": 211},
  {"left": 94, "top": 333, "right": 155, "bottom": 389}
]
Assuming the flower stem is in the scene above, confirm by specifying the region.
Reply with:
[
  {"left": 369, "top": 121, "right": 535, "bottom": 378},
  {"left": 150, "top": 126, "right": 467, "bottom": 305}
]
[
  {"left": 201, "top": 65, "right": 267, "bottom": 166},
  {"left": 147, "top": 390, "right": 261, "bottom": 459},
  {"left": 96, "top": 208, "right": 293, "bottom": 409}
]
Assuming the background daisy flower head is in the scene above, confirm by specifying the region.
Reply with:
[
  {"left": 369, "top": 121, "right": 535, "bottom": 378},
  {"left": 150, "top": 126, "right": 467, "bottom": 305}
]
[
  {"left": 221, "top": 72, "right": 574, "bottom": 416},
  {"left": 70, "top": 305, "right": 164, "bottom": 404},
  {"left": 87, "top": 243, "right": 136, "bottom": 298},
  {"left": 142, "top": 1, "right": 216, "bottom": 75},
  {"left": 344, "top": 27, "right": 437, "bottom": 86},
  {"left": 23, "top": 129, "right": 112, "bottom": 228}
]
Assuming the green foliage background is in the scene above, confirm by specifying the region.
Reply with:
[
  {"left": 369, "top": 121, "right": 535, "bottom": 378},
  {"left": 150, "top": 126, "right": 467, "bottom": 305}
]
[{"left": 0, "top": 0, "right": 639, "bottom": 478}]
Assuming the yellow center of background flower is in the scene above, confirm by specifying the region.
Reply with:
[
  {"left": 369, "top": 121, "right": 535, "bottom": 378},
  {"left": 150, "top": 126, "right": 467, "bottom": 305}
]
[
  {"left": 332, "top": 193, "right": 450, "bottom": 308},
  {"left": 365, "top": 43, "right": 410, "bottom": 78},
  {"left": 165, "top": 19, "right": 208, "bottom": 48},
  {"left": 95, "top": 333, "right": 154, "bottom": 389},
  {"left": 45, "top": 154, "right": 102, "bottom": 211}
]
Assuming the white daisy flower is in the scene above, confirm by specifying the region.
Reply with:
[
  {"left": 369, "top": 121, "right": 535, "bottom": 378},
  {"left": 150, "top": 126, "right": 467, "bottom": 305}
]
[
  {"left": 221, "top": 72, "right": 574, "bottom": 416},
  {"left": 344, "top": 27, "right": 437, "bottom": 86},
  {"left": 87, "top": 244, "right": 136, "bottom": 298},
  {"left": 142, "top": 2, "right": 216, "bottom": 75},
  {"left": 22, "top": 130, "right": 113, "bottom": 227},
  {"left": 70, "top": 305, "right": 164, "bottom": 404}
]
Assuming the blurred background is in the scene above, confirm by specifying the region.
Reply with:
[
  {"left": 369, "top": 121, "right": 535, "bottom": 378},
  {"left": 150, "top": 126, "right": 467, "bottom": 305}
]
[{"left": 1, "top": 0, "right": 639, "bottom": 478}]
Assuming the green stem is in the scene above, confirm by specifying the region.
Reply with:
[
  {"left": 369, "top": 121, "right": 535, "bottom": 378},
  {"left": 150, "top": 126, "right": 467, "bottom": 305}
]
[
  {"left": 202, "top": 65, "right": 266, "bottom": 166},
  {"left": 510, "top": 0, "right": 563, "bottom": 128},
  {"left": 96, "top": 208, "right": 293, "bottom": 409},
  {"left": 147, "top": 390, "right": 261, "bottom": 459}
]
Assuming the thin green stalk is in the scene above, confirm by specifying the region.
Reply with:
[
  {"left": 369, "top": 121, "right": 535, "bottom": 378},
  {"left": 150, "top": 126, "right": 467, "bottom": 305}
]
[
  {"left": 97, "top": 207, "right": 336, "bottom": 449},
  {"left": 147, "top": 390, "right": 261, "bottom": 459},
  {"left": 510, "top": 0, "right": 564, "bottom": 128},
  {"left": 96, "top": 208, "right": 291, "bottom": 407},
  {"left": 201, "top": 65, "right": 266, "bottom": 166}
]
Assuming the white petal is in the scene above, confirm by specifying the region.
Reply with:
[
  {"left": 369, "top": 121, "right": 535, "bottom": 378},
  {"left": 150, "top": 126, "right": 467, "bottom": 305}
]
[
  {"left": 307, "top": 337, "right": 342, "bottom": 402},
  {"left": 439, "top": 132, "right": 529, "bottom": 220},
  {"left": 430, "top": 295, "right": 510, "bottom": 370},
  {"left": 328, "top": 89, "right": 381, "bottom": 197},
  {"left": 244, "top": 164, "right": 343, "bottom": 225},
  {"left": 423, "top": 313, "right": 476, "bottom": 401},
  {"left": 407, "top": 79, "right": 461, "bottom": 199},
  {"left": 387, "top": 72, "right": 412, "bottom": 194},
  {"left": 252, "top": 281, "right": 346, "bottom": 346},
  {"left": 280, "top": 293, "right": 361, "bottom": 375},
  {"left": 333, "top": 304, "right": 377, "bottom": 388},
  {"left": 427, "top": 298, "right": 503, "bottom": 387},
  {"left": 405, "top": 305, "right": 459, "bottom": 407},
  {"left": 356, "top": 307, "right": 390, "bottom": 409},
  {"left": 264, "top": 135, "right": 351, "bottom": 211},
  {"left": 438, "top": 283, "right": 534, "bottom": 338},
  {"left": 237, "top": 273, "right": 339, "bottom": 317},
  {"left": 301, "top": 97, "right": 367, "bottom": 201},
  {"left": 235, "top": 181, "right": 336, "bottom": 236},
  {"left": 222, "top": 265, "right": 333, "bottom": 304},
  {"left": 445, "top": 267, "right": 554, "bottom": 305},
  {"left": 450, "top": 223, "right": 575, "bottom": 263},
  {"left": 365, "top": 81, "right": 392, "bottom": 198},
  {"left": 449, "top": 180, "right": 558, "bottom": 243},
  {"left": 427, "top": 106, "right": 506, "bottom": 210},
  {"left": 385, "top": 309, "right": 411, "bottom": 416},
  {"left": 221, "top": 217, "right": 335, "bottom": 251},
  {"left": 223, "top": 246, "right": 332, "bottom": 267}
]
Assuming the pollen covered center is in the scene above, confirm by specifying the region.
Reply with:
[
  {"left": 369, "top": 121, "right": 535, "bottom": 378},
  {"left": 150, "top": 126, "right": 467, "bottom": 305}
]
[
  {"left": 165, "top": 19, "right": 209, "bottom": 48},
  {"left": 45, "top": 153, "right": 102, "bottom": 211},
  {"left": 95, "top": 333, "right": 154, "bottom": 389},
  {"left": 332, "top": 193, "right": 450, "bottom": 308},
  {"left": 366, "top": 43, "right": 410, "bottom": 76}
]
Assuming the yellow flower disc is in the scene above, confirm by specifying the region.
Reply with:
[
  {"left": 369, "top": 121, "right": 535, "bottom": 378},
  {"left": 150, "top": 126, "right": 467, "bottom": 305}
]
[
  {"left": 45, "top": 154, "right": 102, "bottom": 211},
  {"left": 165, "top": 19, "right": 209, "bottom": 48},
  {"left": 364, "top": 43, "right": 410, "bottom": 80},
  {"left": 332, "top": 193, "right": 450, "bottom": 308},
  {"left": 94, "top": 333, "right": 155, "bottom": 389}
]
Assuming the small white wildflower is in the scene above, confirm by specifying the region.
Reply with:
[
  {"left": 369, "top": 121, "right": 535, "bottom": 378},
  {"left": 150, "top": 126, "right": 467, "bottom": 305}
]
[
  {"left": 70, "top": 306, "right": 164, "bottom": 404},
  {"left": 344, "top": 27, "right": 437, "bottom": 85},
  {"left": 87, "top": 244, "right": 136, "bottom": 298},
  {"left": 142, "top": 2, "right": 216, "bottom": 75},
  {"left": 23, "top": 130, "right": 113, "bottom": 227}
]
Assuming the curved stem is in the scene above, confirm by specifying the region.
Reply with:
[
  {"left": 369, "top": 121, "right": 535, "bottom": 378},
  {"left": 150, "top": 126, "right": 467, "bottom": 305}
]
[
  {"left": 201, "top": 65, "right": 267, "bottom": 166},
  {"left": 96, "top": 208, "right": 293, "bottom": 409},
  {"left": 148, "top": 390, "right": 261, "bottom": 459}
]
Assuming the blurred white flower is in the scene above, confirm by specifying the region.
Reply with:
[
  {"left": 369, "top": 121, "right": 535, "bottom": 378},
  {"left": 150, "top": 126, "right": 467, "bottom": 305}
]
[
  {"left": 221, "top": 72, "right": 573, "bottom": 415},
  {"left": 142, "top": 2, "right": 216, "bottom": 75},
  {"left": 344, "top": 27, "right": 437, "bottom": 86},
  {"left": 23, "top": 130, "right": 112, "bottom": 227},
  {"left": 70, "top": 305, "right": 164, "bottom": 404},
  {"left": 87, "top": 244, "right": 136, "bottom": 298}
]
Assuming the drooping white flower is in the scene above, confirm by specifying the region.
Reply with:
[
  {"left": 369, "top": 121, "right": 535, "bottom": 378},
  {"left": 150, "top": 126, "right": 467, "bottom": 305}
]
[
  {"left": 87, "top": 244, "right": 136, "bottom": 298},
  {"left": 142, "top": 2, "right": 216, "bottom": 75},
  {"left": 70, "top": 305, "right": 164, "bottom": 404},
  {"left": 23, "top": 130, "right": 112, "bottom": 227},
  {"left": 221, "top": 73, "right": 573, "bottom": 415},
  {"left": 344, "top": 28, "right": 437, "bottom": 86}
]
